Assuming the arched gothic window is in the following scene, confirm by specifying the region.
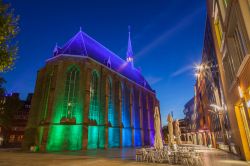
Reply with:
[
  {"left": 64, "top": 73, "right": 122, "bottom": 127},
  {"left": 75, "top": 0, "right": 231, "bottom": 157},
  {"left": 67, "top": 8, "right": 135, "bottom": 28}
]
[
  {"left": 107, "top": 79, "right": 113, "bottom": 125},
  {"left": 89, "top": 71, "right": 99, "bottom": 123},
  {"left": 63, "top": 66, "right": 79, "bottom": 118}
]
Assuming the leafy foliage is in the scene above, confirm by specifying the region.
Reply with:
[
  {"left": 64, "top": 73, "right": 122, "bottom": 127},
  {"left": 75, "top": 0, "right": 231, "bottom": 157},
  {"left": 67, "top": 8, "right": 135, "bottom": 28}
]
[{"left": 0, "top": 0, "right": 19, "bottom": 72}]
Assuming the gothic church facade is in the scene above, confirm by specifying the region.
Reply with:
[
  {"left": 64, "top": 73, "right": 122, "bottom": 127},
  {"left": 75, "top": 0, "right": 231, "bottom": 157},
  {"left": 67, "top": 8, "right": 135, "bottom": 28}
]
[{"left": 23, "top": 28, "right": 160, "bottom": 151}]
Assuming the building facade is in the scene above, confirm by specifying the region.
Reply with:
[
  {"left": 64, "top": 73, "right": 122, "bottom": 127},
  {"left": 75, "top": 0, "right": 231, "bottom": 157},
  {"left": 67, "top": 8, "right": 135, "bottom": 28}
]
[
  {"left": 206, "top": 0, "right": 250, "bottom": 160},
  {"left": 23, "top": 29, "right": 159, "bottom": 152},
  {"left": 183, "top": 97, "right": 195, "bottom": 133},
  {"left": 183, "top": 16, "right": 232, "bottom": 150},
  {"left": 196, "top": 16, "right": 231, "bottom": 148},
  {"left": 0, "top": 93, "right": 32, "bottom": 147}
]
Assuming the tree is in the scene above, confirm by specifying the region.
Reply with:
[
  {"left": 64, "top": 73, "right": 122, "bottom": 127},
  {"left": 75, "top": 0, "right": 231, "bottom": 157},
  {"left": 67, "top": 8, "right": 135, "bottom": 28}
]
[
  {"left": 0, "top": 0, "right": 19, "bottom": 72},
  {"left": 0, "top": 76, "right": 6, "bottom": 95}
]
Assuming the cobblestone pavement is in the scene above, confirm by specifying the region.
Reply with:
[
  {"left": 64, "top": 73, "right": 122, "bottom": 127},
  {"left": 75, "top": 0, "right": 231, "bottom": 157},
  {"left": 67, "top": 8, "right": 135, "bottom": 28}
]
[{"left": 0, "top": 147, "right": 249, "bottom": 166}]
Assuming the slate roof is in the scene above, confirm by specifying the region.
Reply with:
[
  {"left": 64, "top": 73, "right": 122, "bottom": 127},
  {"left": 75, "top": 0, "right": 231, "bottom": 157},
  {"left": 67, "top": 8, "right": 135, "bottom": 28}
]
[{"left": 53, "top": 30, "right": 154, "bottom": 92}]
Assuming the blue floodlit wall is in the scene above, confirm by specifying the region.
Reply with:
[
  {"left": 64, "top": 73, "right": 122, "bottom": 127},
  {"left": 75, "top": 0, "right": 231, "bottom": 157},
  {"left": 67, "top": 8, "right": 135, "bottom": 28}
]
[
  {"left": 142, "top": 94, "right": 150, "bottom": 145},
  {"left": 122, "top": 84, "right": 132, "bottom": 147},
  {"left": 149, "top": 96, "right": 155, "bottom": 146},
  {"left": 133, "top": 89, "right": 141, "bottom": 146},
  {"left": 108, "top": 81, "right": 120, "bottom": 147}
]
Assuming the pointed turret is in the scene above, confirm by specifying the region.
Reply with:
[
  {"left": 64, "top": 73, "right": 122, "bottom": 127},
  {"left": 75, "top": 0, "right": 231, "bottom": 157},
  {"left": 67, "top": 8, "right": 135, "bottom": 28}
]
[
  {"left": 126, "top": 26, "right": 134, "bottom": 67},
  {"left": 53, "top": 43, "right": 59, "bottom": 56}
]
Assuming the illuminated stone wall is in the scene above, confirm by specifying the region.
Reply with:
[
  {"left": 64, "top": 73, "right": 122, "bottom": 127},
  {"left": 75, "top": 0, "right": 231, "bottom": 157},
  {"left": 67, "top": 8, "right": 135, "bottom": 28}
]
[{"left": 23, "top": 56, "right": 159, "bottom": 151}]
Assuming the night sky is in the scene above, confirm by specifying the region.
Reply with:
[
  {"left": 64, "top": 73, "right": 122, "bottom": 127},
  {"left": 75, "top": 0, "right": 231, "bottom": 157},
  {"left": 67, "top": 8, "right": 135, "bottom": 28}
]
[{"left": 2, "top": 0, "right": 206, "bottom": 126}]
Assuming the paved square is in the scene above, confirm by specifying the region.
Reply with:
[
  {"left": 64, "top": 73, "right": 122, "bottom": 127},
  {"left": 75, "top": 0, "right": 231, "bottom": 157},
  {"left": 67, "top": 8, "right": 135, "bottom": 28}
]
[{"left": 0, "top": 147, "right": 248, "bottom": 166}]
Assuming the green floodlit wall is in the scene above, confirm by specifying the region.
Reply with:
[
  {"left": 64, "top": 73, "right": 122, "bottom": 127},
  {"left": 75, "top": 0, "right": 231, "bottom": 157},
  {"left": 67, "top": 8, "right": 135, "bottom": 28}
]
[
  {"left": 49, "top": 66, "right": 83, "bottom": 124},
  {"left": 46, "top": 66, "right": 83, "bottom": 151},
  {"left": 46, "top": 125, "right": 82, "bottom": 151},
  {"left": 88, "top": 126, "right": 105, "bottom": 149},
  {"left": 41, "top": 73, "right": 52, "bottom": 121},
  {"left": 88, "top": 71, "right": 105, "bottom": 149}
]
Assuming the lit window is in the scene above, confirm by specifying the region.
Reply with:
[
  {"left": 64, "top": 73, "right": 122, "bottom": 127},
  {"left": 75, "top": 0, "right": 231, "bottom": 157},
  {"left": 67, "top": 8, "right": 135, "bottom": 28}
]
[
  {"left": 89, "top": 71, "right": 99, "bottom": 123},
  {"left": 17, "top": 135, "right": 23, "bottom": 142},
  {"left": 214, "top": 18, "right": 223, "bottom": 48},
  {"left": 63, "top": 66, "right": 80, "bottom": 118},
  {"left": 9, "top": 135, "right": 15, "bottom": 143}
]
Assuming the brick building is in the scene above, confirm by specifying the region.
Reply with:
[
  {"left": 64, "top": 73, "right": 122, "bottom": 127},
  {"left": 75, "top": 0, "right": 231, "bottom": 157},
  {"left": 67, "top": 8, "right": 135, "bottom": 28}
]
[{"left": 0, "top": 93, "right": 32, "bottom": 147}]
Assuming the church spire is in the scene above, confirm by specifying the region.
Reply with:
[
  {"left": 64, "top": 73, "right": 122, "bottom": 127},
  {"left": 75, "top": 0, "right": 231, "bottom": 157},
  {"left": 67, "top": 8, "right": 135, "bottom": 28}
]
[{"left": 126, "top": 25, "right": 134, "bottom": 67}]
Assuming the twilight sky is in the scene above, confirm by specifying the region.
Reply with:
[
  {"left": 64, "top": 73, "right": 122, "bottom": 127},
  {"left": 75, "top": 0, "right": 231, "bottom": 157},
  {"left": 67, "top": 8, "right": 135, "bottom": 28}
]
[{"left": 2, "top": 0, "right": 206, "bottom": 126}]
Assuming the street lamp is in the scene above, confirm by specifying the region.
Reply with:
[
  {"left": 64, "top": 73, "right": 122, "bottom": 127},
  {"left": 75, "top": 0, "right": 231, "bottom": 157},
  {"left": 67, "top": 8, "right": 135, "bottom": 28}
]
[{"left": 195, "top": 73, "right": 200, "bottom": 78}]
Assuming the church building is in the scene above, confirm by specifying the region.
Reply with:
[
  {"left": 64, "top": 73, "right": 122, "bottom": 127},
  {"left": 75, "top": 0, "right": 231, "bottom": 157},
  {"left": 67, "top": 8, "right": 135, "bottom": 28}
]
[{"left": 23, "top": 28, "right": 160, "bottom": 151}]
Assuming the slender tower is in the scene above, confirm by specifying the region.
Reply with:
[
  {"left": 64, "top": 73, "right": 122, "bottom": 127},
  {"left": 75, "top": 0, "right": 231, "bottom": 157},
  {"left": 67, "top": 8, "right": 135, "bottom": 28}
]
[{"left": 126, "top": 26, "right": 134, "bottom": 68}]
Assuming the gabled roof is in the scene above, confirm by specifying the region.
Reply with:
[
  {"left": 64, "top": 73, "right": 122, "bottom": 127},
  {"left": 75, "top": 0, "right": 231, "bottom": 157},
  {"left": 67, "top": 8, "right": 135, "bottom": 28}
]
[{"left": 53, "top": 30, "right": 154, "bottom": 92}]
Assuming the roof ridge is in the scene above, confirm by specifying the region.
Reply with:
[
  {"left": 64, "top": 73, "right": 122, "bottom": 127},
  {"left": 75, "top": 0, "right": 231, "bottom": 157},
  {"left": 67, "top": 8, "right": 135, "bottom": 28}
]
[
  {"left": 79, "top": 32, "right": 88, "bottom": 56},
  {"left": 61, "top": 32, "right": 80, "bottom": 54},
  {"left": 81, "top": 31, "right": 129, "bottom": 64},
  {"left": 54, "top": 30, "right": 153, "bottom": 91}
]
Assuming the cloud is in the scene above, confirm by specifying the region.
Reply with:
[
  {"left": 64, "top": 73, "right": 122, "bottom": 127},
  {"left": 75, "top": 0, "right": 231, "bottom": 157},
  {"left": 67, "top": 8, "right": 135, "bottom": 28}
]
[
  {"left": 135, "top": 7, "right": 204, "bottom": 59},
  {"left": 145, "top": 75, "right": 163, "bottom": 85},
  {"left": 170, "top": 65, "right": 193, "bottom": 77}
]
